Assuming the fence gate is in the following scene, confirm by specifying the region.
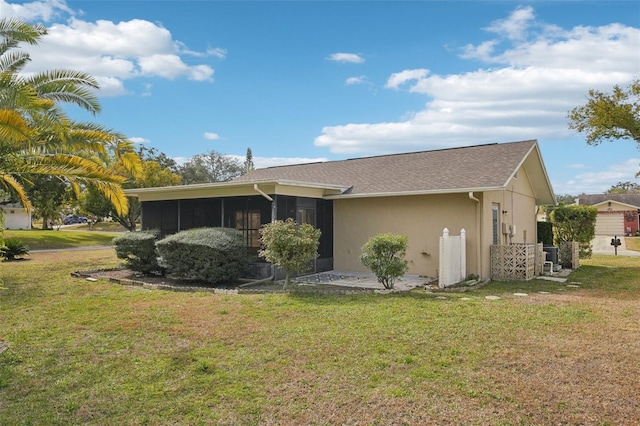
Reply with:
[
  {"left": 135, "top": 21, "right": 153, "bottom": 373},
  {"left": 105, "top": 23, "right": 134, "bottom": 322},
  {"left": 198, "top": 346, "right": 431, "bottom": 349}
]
[{"left": 439, "top": 228, "right": 466, "bottom": 288}]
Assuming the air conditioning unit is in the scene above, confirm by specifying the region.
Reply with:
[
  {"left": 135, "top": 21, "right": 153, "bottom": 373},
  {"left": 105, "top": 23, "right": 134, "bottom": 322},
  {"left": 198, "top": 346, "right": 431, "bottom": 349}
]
[{"left": 543, "top": 246, "right": 559, "bottom": 265}]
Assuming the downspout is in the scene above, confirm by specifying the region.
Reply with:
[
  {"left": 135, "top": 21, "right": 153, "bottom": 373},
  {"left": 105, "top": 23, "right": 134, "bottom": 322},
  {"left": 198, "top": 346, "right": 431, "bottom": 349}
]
[
  {"left": 177, "top": 200, "right": 181, "bottom": 231},
  {"left": 469, "top": 192, "right": 482, "bottom": 279},
  {"left": 253, "top": 184, "right": 273, "bottom": 203}
]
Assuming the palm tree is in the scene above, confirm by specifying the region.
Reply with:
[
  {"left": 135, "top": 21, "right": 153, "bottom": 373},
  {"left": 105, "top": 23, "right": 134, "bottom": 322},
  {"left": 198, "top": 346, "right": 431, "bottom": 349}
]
[{"left": 0, "top": 18, "right": 138, "bottom": 216}]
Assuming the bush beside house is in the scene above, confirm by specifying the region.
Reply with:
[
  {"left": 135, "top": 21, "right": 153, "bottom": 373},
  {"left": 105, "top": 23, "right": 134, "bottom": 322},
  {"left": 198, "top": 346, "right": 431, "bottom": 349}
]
[
  {"left": 113, "top": 230, "right": 163, "bottom": 275},
  {"left": 360, "top": 233, "right": 409, "bottom": 289},
  {"left": 156, "top": 227, "right": 248, "bottom": 284},
  {"left": 550, "top": 205, "right": 598, "bottom": 258},
  {"left": 258, "top": 218, "right": 321, "bottom": 289}
]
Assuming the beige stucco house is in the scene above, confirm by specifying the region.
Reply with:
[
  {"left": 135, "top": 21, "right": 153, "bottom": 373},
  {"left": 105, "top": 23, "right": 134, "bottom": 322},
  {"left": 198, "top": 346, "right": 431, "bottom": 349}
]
[
  {"left": 578, "top": 194, "right": 640, "bottom": 236},
  {"left": 126, "top": 140, "right": 555, "bottom": 281}
]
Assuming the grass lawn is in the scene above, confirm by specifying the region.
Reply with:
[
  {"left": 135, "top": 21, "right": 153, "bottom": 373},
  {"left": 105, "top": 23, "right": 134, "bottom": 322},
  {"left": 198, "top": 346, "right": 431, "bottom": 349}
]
[
  {"left": 625, "top": 236, "right": 640, "bottom": 252},
  {"left": 3, "top": 229, "right": 122, "bottom": 250},
  {"left": 1, "top": 251, "right": 639, "bottom": 425}
]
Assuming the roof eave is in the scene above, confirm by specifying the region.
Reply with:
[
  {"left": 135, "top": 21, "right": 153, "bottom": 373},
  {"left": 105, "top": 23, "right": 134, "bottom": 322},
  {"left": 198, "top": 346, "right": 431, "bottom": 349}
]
[
  {"left": 504, "top": 142, "right": 555, "bottom": 206},
  {"left": 124, "top": 179, "right": 351, "bottom": 198},
  {"left": 324, "top": 186, "right": 506, "bottom": 199},
  {"left": 591, "top": 200, "right": 640, "bottom": 210}
]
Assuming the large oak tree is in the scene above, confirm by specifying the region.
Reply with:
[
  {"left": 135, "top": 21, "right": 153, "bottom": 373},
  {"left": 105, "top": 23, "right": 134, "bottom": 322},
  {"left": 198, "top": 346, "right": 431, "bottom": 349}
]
[{"left": 568, "top": 78, "right": 640, "bottom": 176}]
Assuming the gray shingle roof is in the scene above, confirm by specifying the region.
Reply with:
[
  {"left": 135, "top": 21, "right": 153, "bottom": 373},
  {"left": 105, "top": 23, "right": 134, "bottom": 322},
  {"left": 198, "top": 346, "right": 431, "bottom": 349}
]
[
  {"left": 579, "top": 194, "right": 640, "bottom": 208},
  {"left": 235, "top": 140, "right": 538, "bottom": 195}
]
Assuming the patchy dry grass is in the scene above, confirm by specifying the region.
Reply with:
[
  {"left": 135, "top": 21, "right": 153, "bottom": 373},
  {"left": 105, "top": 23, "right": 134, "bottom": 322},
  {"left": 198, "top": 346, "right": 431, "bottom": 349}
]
[
  {"left": 1, "top": 250, "right": 639, "bottom": 425},
  {"left": 625, "top": 236, "right": 640, "bottom": 252}
]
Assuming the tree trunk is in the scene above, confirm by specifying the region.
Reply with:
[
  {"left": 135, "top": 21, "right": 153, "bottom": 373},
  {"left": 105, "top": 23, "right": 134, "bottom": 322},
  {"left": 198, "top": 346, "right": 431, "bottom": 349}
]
[{"left": 283, "top": 271, "right": 291, "bottom": 290}]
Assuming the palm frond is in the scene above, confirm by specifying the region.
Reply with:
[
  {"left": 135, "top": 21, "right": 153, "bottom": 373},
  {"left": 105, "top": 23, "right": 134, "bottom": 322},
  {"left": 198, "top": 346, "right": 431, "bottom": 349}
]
[
  {"left": 0, "top": 50, "right": 30, "bottom": 74},
  {"left": 26, "top": 70, "right": 101, "bottom": 114},
  {"left": 0, "top": 18, "right": 47, "bottom": 45},
  {"left": 0, "top": 172, "right": 32, "bottom": 211},
  {"left": 118, "top": 151, "right": 144, "bottom": 179},
  {"left": 18, "top": 153, "right": 124, "bottom": 181},
  {"left": 0, "top": 108, "right": 32, "bottom": 143},
  {"left": 92, "top": 180, "right": 130, "bottom": 216}
]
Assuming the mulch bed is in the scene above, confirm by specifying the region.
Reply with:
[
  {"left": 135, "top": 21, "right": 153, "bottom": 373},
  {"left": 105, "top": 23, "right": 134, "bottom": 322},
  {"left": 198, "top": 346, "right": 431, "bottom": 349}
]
[{"left": 74, "top": 268, "right": 377, "bottom": 295}]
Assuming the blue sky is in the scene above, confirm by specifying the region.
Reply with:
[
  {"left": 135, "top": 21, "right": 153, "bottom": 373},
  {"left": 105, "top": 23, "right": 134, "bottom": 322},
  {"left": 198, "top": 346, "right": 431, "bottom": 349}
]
[{"left": 3, "top": 0, "right": 639, "bottom": 195}]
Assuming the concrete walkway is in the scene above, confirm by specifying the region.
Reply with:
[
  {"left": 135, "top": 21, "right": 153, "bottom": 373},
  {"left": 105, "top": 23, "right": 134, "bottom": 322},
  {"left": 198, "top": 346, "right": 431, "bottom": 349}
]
[{"left": 292, "top": 271, "right": 433, "bottom": 291}]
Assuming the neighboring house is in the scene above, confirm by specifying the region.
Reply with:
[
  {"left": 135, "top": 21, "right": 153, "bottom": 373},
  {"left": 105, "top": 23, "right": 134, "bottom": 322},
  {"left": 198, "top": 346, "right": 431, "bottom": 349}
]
[
  {"left": 1, "top": 203, "right": 32, "bottom": 230},
  {"left": 578, "top": 194, "right": 640, "bottom": 236},
  {"left": 126, "top": 140, "right": 555, "bottom": 281}
]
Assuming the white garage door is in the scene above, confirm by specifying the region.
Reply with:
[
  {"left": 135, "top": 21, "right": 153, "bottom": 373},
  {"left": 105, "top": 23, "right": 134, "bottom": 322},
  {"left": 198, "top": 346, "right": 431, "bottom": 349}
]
[{"left": 595, "top": 213, "right": 624, "bottom": 235}]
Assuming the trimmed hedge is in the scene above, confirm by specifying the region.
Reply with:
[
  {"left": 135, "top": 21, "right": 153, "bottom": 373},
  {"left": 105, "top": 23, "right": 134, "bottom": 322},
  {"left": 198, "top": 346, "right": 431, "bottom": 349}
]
[
  {"left": 156, "top": 227, "right": 248, "bottom": 284},
  {"left": 550, "top": 205, "right": 597, "bottom": 259},
  {"left": 537, "top": 221, "right": 554, "bottom": 246},
  {"left": 113, "top": 230, "right": 163, "bottom": 275}
]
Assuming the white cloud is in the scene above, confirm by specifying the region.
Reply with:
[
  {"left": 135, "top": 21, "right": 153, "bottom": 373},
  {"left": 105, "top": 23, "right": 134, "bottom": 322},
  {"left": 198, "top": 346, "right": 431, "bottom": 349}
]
[
  {"left": 176, "top": 42, "right": 227, "bottom": 59},
  {"left": 94, "top": 76, "right": 129, "bottom": 97},
  {"left": 138, "top": 54, "right": 191, "bottom": 79},
  {"left": 385, "top": 69, "right": 430, "bottom": 90},
  {"left": 485, "top": 5, "right": 536, "bottom": 41},
  {"left": 6, "top": 2, "right": 218, "bottom": 96},
  {"left": 203, "top": 132, "right": 220, "bottom": 140},
  {"left": 0, "top": 0, "right": 72, "bottom": 21},
  {"left": 554, "top": 158, "right": 640, "bottom": 195},
  {"left": 188, "top": 65, "right": 215, "bottom": 81},
  {"left": 129, "top": 137, "right": 150, "bottom": 144},
  {"left": 172, "top": 156, "right": 189, "bottom": 166},
  {"left": 207, "top": 47, "right": 228, "bottom": 59},
  {"left": 316, "top": 8, "right": 640, "bottom": 155},
  {"left": 327, "top": 52, "right": 364, "bottom": 63},
  {"left": 345, "top": 76, "right": 367, "bottom": 85}
]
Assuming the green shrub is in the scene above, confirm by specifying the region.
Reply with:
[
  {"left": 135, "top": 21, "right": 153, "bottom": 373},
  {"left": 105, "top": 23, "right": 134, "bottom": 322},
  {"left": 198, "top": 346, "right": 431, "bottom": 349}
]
[
  {"left": 0, "top": 238, "right": 30, "bottom": 260},
  {"left": 156, "top": 227, "right": 248, "bottom": 284},
  {"left": 549, "top": 205, "right": 598, "bottom": 258},
  {"left": 537, "top": 221, "right": 554, "bottom": 246},
  {"left": 113, "top": 230, "right": 162, "bottom": 275},
  {"left": 360, "top": 233, "right": 409, "bottom": 289},
  {"left": 258, "top": 218, "right": 321, "bottom": 288}
]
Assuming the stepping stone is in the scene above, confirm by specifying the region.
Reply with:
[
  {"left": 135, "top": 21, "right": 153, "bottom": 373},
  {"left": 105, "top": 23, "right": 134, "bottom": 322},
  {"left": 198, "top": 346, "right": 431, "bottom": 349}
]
[
  {"left": 567, "top": 284, "right": 581, "bottom": 288},
  {"left": 513, "top": 293, "right": 528, "bottom": 297},
  {"left": 460, "top": 297, "right": 472, "bottom": 301},
  {"left": 538, "top": 291, "right": 550, "bottom": 294},
  {"left": 435, "top": 296, "right": 448, "bottom": 300},
  {"left": 536, "top": 276, "right": 567, "bottom": 283},
  {"left": 485, "top": 295, "right": 501, "bottom": 300},
  {"left": 85, "top": 277, "right": 98, "bottom": 282}
]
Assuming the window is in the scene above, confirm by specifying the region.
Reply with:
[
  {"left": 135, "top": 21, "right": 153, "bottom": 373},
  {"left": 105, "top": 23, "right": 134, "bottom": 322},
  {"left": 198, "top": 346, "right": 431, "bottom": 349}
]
[
  {"left": 235, "top": 210, "right": 261, "bottom": 248},
  {"left": 492, "top": 204, "right": 500, "bottom": 245},
  {"left": 297, "top": 208, "right": 315, "bottom": 226}
]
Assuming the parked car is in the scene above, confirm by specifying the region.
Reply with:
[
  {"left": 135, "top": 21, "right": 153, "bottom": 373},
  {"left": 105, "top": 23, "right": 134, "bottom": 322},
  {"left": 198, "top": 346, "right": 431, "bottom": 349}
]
[{"left": 63, "top": 215, "right": 88, "bottom": 225}]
